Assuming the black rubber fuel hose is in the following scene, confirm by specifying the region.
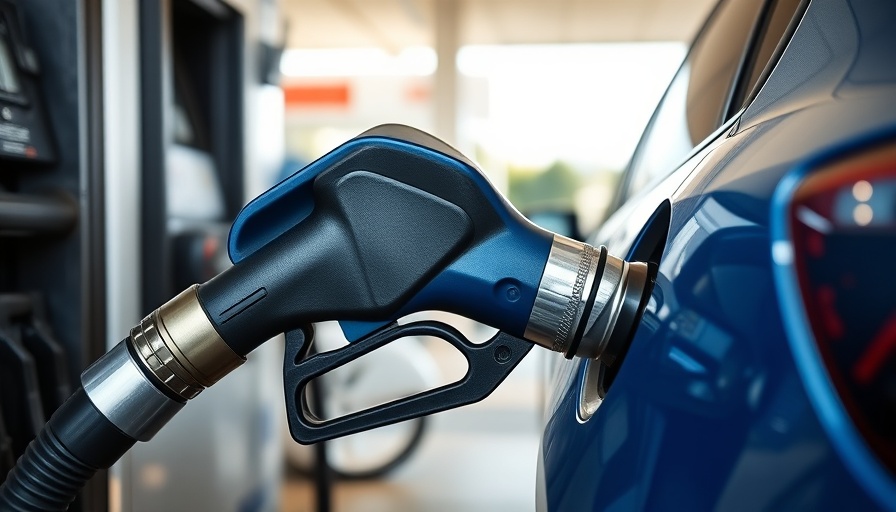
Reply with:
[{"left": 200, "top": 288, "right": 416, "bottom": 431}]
[{"left": 0, "top": 388, "right": 136, "bottom": 511}]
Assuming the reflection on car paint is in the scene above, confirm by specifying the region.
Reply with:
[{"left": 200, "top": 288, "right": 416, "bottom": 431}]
[{"left": 543, "top": 187, "right": 879, "bottom": 510}]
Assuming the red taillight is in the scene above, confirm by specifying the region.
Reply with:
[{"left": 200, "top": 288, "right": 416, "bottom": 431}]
[{"left": 789, "top": 142, "right": 896, "bottom": 474}]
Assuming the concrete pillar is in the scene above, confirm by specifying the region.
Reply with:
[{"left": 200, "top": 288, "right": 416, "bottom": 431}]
[{"left": 434, "top": 0, "right": 459, "bottom": 146}]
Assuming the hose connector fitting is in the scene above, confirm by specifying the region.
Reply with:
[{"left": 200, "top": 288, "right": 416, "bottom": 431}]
[{"left": 130, "top": 285, "right": 245, "bottom": 401}]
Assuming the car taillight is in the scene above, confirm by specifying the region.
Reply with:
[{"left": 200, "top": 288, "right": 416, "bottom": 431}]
[{"left": 778, "top": 138, "right": 896, "bottom": 486}]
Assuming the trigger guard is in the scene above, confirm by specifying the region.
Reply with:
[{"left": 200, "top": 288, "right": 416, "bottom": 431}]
[{"left": 283, "top": 320, "right": 533, "bottom": 444}]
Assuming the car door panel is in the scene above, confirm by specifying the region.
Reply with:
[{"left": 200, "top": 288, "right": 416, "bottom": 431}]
[{"left": 539, "top": 112, "right": 886, "bottom": 511}]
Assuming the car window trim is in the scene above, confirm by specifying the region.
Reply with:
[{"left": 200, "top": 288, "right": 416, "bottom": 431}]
[
  {"left": 738, "top": 0, "right": 811, "bottom": 113},
  {"left": 722, "top": 0, "right": 777, "bottom": 123}
]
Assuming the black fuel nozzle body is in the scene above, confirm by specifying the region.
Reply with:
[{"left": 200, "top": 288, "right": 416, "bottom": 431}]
[
  {"left": 194, "top": 124, "right": 652, "bottom": 442},
  {"left": 198, "top": 124, "right": 650, "bottom": 362},
  {"left": 199, "top": 124, "right": 553, "bottom": 356}
]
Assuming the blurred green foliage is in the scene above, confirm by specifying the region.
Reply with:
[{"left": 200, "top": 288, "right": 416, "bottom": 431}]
[{"left": 508, "top": 161, "right": 581, "bottom": 212}]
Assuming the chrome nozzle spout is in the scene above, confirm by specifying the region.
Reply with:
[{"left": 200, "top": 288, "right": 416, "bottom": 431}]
[{"left": 524, "top": 236, "right": 651, "bottom": 362}]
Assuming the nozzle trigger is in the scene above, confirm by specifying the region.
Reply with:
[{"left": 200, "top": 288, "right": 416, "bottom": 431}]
[{"left": 283, "top": 321, "right": 533, "bottom": 444}]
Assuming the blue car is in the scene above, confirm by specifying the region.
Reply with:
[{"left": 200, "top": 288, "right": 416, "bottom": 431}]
[{"left": 537, "top": 0, "right": 896, "bottom": 510}]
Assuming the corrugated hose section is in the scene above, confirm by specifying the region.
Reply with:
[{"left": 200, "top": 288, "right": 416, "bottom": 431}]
[{"left": 0, "top": 426, "right": 95, "bottom": 511}]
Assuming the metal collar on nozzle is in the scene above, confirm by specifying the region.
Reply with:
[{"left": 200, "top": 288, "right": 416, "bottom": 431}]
[{"left": 525, "top": 235, "right": 651, "bottom": 362}]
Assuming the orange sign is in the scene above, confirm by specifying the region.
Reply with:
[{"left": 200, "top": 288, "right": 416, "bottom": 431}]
[{"left": 284, "top": 83, "right": 351, "bottom": 108}]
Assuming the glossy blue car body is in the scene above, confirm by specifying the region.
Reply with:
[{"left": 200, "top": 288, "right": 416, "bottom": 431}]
[{"left": 537, "top": 0, "right": 896, "bottom": 509}]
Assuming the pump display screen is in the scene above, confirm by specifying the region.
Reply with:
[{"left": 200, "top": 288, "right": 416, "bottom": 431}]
[
  {"left": 0, "top": 3, "right": 54, "bottom": 164},
  {"left": 0, "top": 21, "right": 21, "bottom": 95}
]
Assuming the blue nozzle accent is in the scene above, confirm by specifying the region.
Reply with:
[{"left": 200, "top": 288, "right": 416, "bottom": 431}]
[
  {"left": 227, "top": 127, "right": 553, "bottom": 342},
  {"left": 340, "top": 320, "right": 392, "bottom": 342}
]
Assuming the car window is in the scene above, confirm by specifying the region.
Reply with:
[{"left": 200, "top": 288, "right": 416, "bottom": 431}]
[
  {"left": 732, "top": 0, "right": 807, "bottom": 113},
  {"left": 620, "top": 0, "right": 765, "bottom": 203}
]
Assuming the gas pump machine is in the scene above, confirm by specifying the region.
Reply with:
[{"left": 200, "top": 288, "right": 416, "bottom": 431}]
[{"left": 0, "top": 124, "right": 654, "bottom": 510}]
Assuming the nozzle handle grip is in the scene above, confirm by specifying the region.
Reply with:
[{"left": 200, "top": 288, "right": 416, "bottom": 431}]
[
  {"left": 283, "top": 321, "right": 533, "bottom": 444},
  {"left": 199, "top": 125, "right": 552, "bottom": 356}
]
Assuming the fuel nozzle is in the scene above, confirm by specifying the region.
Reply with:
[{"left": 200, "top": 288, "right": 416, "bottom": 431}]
[
  {"left": 197, "top": 124, "right": 651, "bottom": 364},
  {"left": 525, "top": 237, "right": 650, "bottom": 363},
  {"left": 1, "top": 124, "right": 654, "bottom": 509}
]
